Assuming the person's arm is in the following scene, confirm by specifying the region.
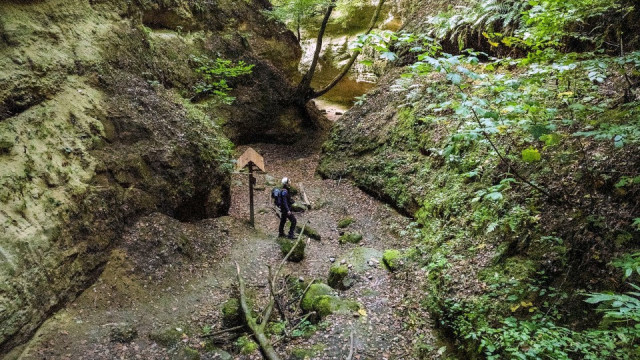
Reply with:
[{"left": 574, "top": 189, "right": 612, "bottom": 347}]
[{"left": 282, "top": 189, "right": 291, "bottom": 214}]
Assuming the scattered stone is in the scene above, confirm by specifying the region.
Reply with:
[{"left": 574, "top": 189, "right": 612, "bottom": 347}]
[
  {"left": 109, "top": 323, "right": 138, "bottom": 343},
  {"left": 347, "top": 264, "right": 353, "bottom": 269},
  {"left": 340, "top": 259, "right": 347, "bottom": 265},
  {"left": 329, "top": 257, "right": 336, "bottom": 263},
  {"left": 291, "top": 202, "right": 307, "bottom": 212},
  {"left": 208, "top": 349, "right": 232, "bottom": 360},
  {"left": 299, "top": 276, "right": 304, "bottom": 282}
]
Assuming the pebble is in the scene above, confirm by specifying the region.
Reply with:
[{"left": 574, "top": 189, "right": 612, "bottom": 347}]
[
  {"left": 329, "top": 257, "right": 336, "bottom": 263},
  {"left": 340, "top": 259, "right": 346, "bottom": 265},
  {"left": 298, "top": 276, "right": 304, "bottom": 282},
  {"left": 347, "top": 264, "right": 353, "bottom": 269}
]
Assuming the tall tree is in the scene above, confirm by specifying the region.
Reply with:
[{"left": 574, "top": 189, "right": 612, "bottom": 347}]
[{"left": 270, "top": 0, "right": 387, "bottom": 104}]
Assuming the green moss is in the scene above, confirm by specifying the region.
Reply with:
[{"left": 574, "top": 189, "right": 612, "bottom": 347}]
[
  {"left": 382, "top": 249, "right": 402, "bottom": 271},
  {"left": 177, "top": 347, "right": 201, "bottom": 360},
  {"left": 301, "top": 283, "right": 333, "bottom": 311},
  {"left": 295, "top": 224, "right": 321, "bottom": 240},
  {"left": 290, "top": 344, "right": 326, "bottom": 359},
  {"left": 277, "top": 237, "right": 305, "bottom": 262},
  {"left": 235, "top": 335, "right": 258, "bottom": 354},
  {"left": 337, "top": 217, "right": 355, "bottom": 228},
  {"left": 149, "top": 326, "right": 184, "bottom": 347},
  {"left": 339, "top": 232, "right": 362, "bottom": 244},
  {"left": 221, "top": 298, "right": 242, "bottom": 327},
  {"left": 327, "top": 265, "right": 348, "bottom": 290}
]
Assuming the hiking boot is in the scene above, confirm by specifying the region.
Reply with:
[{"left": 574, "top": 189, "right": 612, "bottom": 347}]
[
  {"left": 278, "top": 233, "right": 286, "bottom": 238},
  {"left": 287, "top": 234, "right": 295, "bottom": 239}
]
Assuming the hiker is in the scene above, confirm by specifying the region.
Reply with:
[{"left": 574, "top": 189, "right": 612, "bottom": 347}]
[{"left": 278, "top": 177, "right": 297, "bottom": 239}]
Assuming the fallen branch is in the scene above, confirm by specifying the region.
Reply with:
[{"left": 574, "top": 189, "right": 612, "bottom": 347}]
[
  {"left": 236, "top": 262, "right": 281, "bottom": 360},
  {"left": 234, "top": 224, "right": 307, "bottom": 360},
  {"left": 199, "top": 325, "right": 244, "bottom": 338},
  {"left": 346, "top": 330, "right": 355, "bottom": 360}
]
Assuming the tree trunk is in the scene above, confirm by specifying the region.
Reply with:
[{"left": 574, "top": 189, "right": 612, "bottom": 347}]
[
  {"left": 297, "top": 0, "right": 336, "bottom": 92},
  {"left": 311, "top": 0, "right": 386, "bottom": 99}
]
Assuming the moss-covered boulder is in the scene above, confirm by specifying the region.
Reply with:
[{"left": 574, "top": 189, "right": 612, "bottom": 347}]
[
  {"left": 278, "top": 237, "right": 306, "bottom": 262},
  {"left": 301, "top": 283, "right": 334, "bottom": 312},
  {"left": 109, "top": 323, "right": 138, "bottom": 343},
  {"left": 339, "top": 232, "right": 363, "bottom": 244},
  {"left": 235, "top": 335, "right": 258, "bottom": 354},
  {"left": 300, "top": 283, "right": 358, "bottom": 318},
  {"left": 327, "top": 265, "right": 349, "bottom": 290},
  {"left": 221, "top": 298, "right": 243, "bottom": 327},
  {"left": 149, "top": 326, "right": 184, "bottom": 347},
  {"left": 337, "top": 217, "right": 355, "bottom": 228},
  {"left": 177, "top": 347, "right": 200, "bottom": 360},
  {"left": 296, "top": 224, "right": 322, "bottom": 240},
  {"left": 382, "top": 249, "right": 403, "bottom": 271}
]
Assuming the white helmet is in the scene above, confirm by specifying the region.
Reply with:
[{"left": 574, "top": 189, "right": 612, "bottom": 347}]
[{"left": 281, "top": 177, "right": 290, "bottom": 186}]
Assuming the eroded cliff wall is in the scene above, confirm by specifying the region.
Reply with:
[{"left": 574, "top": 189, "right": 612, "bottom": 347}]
[{"left": 0, "top": 0, "right": 301, "bottom": 352}]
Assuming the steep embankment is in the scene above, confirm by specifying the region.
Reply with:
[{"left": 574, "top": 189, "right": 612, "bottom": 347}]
[
  {"left": 320, "top": 0, "right": 640, "bottom": 358},
  {"left": 0, "top": 0, "right": 302, "bottom": 353}
]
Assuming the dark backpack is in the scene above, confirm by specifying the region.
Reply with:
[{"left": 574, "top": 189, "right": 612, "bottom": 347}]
[{"left": 271, "top": 187, "right": 282, "bottom": 207}]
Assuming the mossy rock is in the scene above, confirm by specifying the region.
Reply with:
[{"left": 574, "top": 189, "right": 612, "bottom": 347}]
[
  {"left": 235, "top": 335, "right": 258, "bottom": 354},
  {"left": 327, "top": 265, "right": 349, "bottom": 290},
  {"left": 206, "top": 349, "right": 232, "bottom": 360},
  {"left": 221, "top": 298, "right": 242, "bottom": 327},
  {"left": 339, "top": 232, "right": 362, "bottom": 244},
  {"left": 290, "top": 345, "right": 325, "bottom": 360},
  {"left": 337, "top": 217, "right": 355, "bottom": 228},
  {"left": 296, "top": 224, "right": 321, "bottom": 240},
  {"left": 291, "top": 202, "right": 308, "bottom": 212},
  {"left": 301, "top": 283, "right": 334, "bottom": 312},
  {"left": 382, "top": 249, "right": 402, "bottom": 271},
  {"left": 149, "top": 326, "right": 184, "bottom": 347},
  {"left": 177, "top": 347, "right": 200, "bottom": 360},
  {"left": 314, "top": 295, "right": 360, "bottom": 317},
  {"left": 278, "top": 237, "right": 305, "bottom": 262},
  {"left": 109, "top": 323, "right": 138, "bottom": 343}
]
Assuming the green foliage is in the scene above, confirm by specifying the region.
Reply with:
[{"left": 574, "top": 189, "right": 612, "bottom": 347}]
[
  {"left": 521, "top": 147, "right": 541, "bottom": 162},
  {"left": 382, "top": 249, "right": 402, "bottom": 271},
  {"left": 338, "top": 232, "right": 362, "bottom": 244},
  {"left": 191, "top": 56, "right": 254, "bottom": 104}
]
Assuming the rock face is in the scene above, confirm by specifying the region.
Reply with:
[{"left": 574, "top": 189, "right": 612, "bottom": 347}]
[{"left": 0, "top": 0, "right": 301, "bottom": 353}]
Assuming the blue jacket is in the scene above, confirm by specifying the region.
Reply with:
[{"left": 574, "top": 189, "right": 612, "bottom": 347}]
[{"left": 280, "top": 188, "right": 292, "bottom": 213}]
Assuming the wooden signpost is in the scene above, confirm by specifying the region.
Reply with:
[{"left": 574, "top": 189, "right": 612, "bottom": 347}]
[{"left": 236, "top": 147, "right": 265, "bottom": 227}]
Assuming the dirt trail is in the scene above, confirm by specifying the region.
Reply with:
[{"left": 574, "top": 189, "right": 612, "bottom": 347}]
[{"left": 11, "top": 127, "right": 436, "bottom": 359}]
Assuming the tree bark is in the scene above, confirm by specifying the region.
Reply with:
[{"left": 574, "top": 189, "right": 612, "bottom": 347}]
[{"left": 297, "top": 0, "right": 336, "bottom": 94}]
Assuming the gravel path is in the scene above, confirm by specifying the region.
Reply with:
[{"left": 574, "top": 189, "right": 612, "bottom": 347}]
[{"left": 13, "top": 133, "right": 436, "bottom": 360}]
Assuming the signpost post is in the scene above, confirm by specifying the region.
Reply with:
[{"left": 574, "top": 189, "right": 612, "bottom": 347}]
[{"left": 236, "top": 148, "right": 265, "bottom": 227}]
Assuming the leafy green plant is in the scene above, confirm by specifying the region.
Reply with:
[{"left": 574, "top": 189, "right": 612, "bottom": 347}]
[{"left": 191, "top": 56, "right": 254, "bottom": 104}]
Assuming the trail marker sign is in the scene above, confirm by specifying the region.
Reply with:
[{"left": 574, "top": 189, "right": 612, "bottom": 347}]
[{"left": 236, "top": 147, "right": 265, "bottom": 227}]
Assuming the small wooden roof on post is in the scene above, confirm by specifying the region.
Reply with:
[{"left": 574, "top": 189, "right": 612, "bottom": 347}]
[{"left": 236, "top": 147, "right": 265, "bottom": 172}]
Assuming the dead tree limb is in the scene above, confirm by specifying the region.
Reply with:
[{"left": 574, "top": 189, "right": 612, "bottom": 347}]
[
  {"left": 346, "top": 330, "right": 355, "bottom": 360},
  {"left": 234, "top": 224, "right": 307, "bottom": 360},
  {"left": 236, "top": 262, "right": 281, "bottom": 360},
  {"left": 199, "top": 325, "right": 245, "bottom": 338}
]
